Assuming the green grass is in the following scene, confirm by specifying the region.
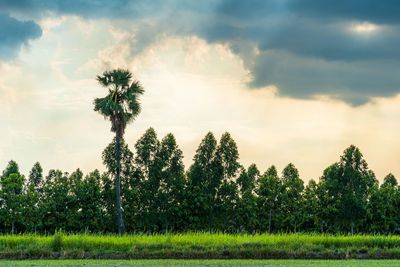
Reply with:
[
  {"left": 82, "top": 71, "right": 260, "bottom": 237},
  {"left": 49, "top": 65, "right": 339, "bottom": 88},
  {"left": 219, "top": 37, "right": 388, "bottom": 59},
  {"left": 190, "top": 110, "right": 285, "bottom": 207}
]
[
  {"left": 2, "top": 260, "right": 400, "bottom": 266},
  {"left": 1, "top": 233, "right": 400, "bottom": 259}
]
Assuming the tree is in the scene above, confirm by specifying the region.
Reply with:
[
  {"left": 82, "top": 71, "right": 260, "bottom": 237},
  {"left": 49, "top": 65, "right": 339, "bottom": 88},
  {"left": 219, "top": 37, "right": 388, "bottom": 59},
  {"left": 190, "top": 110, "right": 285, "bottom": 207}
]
[
  {"left": 216, "top": 132, "right": 240, "bottom": 181},
  {"left": 367, "top": 183, "right": 399, "bottom": 234},
  {"left": 94, "top": 69, "right": 144, "bottom": 235},
  {"left": 301, "top": 179, "right": 319, "bottom": 232},
  {"left": 29, "top": 162, "right": 43, "bottom": 190},
  {"left": 41, "top": 169, "right": 75, "bottom": 233},
  {"left": 157, "top": 133, "right": 186, "bottom": 233},
  {"left": 0, "top": 173, "right": 24, "bottom": 234},
  {"left": 75, "top": 170, "right": 103, "bottom": 232},
  {"left": 236, "top": 164, "right": 259, "bottom": 232},
  {"left": 134, "top": 127, "right": 161, "bottom": 232},
  {"left": 187, "top": 132, "right": 221, "bottom": 231},
  {"left": 0, "top": 160, "right": 23, "bottom": 234},
  {"left": 256, "top": 165, "right": 282, "bottom": 233},
  {"left": 215, "top": 132, "right": 240, "bottom": 231},
  {"left": 320, "top": 145, "right": 377, "bottom": 234},
  {"left": 280, "top": 163, "right": 304, "bottom": 233},
  {"left": 22, "top": 183, "right": 41, "bottom": 233}
]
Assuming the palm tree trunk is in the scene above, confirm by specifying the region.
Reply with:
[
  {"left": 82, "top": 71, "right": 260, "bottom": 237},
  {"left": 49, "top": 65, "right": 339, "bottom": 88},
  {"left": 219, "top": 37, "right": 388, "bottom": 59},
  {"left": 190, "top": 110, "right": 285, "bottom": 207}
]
[
  {"left": 116, "top": 131, "right": 126, "bottom": 235},
  {"left": 351, "top": 221, "right": 354, "bottom": 236},
  {"left": 268, "top": 208, "right": 272, "bottom": 234}
]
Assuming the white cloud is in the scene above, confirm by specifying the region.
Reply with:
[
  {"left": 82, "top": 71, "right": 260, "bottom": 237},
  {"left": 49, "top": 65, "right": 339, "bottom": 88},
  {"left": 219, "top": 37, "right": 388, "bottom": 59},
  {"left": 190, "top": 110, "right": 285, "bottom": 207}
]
[
  {"left": 38, "top": 15, "right": 67, "bottom": 35},
  {"left": 0, "top": 63, "right": 24, "bottom": 111}
]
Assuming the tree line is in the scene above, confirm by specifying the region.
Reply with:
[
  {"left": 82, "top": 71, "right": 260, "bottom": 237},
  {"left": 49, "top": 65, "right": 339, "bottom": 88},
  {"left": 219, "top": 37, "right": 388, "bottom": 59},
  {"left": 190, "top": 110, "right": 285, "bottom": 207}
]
[{"left": 0, "top": 128, "right": 398, "bottom": 235}]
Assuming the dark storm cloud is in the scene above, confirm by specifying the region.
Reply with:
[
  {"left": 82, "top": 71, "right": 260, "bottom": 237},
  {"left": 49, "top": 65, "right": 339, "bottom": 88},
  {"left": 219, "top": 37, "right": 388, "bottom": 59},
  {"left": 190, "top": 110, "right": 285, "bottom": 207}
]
[
  {"left": 203, "top": 0, "right": 400, "bottom": 61},
  {"left": 0, "top": 0, "right": 202, "bottom": 19},
  {"left": 197, "top": 0, "right": 400, "bottom": 105},
  {"left": 292, "top": 0, "right": 400, "bottom": 24},
  {"left": 250, "top": 50, "right": 400, "bottom": 105},
  {"left": 2, "top": 0, "right": 400, "bottom": 105},
  {"left": 0, "top": 13, "right": 42, "bottom": 61}
]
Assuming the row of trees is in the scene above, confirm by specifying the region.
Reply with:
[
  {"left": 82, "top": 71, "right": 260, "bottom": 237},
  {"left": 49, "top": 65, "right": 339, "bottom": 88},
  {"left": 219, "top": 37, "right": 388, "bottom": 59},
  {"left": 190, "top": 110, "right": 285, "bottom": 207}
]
[{"left": 0, "top": 128, "right": 399, "bottom": 234}]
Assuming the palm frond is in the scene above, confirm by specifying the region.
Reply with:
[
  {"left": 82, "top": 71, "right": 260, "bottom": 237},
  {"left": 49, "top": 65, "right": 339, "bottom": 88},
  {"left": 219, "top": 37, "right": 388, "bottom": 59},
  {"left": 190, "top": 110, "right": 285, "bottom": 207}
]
[{"left": 94, "top": 69, "right": 144, "bottom": 137}]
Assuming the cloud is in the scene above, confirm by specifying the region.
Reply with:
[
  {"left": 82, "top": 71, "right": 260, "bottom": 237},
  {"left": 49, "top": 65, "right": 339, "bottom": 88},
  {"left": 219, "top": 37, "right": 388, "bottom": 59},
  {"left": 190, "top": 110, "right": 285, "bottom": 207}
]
[
  {"left": 0, "top": 0, "right": 180, "bottom": 19},
  {"left": 196, "top": 0, "right": 400, "bottom": 105},
  {"left": 291, "top": 0, "right": 400, "bottom": 24},
  {"left": 2, "top": 16, "right": 400, "bottom": 182},
  {"left": 249, "top": 50, "right": 400, "bottom": 105},
  {"left": 2, "top": 0, "right": 400, "bottom": 105},
  {"left": 0, "top": 13, "right": 42, "bottom": 60}
]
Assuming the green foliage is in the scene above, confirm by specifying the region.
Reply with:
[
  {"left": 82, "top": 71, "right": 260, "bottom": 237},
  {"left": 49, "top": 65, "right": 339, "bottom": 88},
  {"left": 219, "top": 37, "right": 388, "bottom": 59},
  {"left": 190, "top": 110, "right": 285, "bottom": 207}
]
[
  {"left": 280, "top": 163, "right": 304, "bottom": 233},
  {"left": 0, "top": 163, "right": 25, "bottom": 234},
  {"left": 256, "top": 165, "right": 282, "bottom": 233},
  {"left": 382, "top": 173, "right": 398, "bottom": 188},
  {"left": 102, "top": 138, "right": 135, "bottom": 177},
  {"left": 28, "top": 162, "right": 43, "bottom": 189},
  {"left": 237, "top": 164, "right": 259, "bottom": 194},
  {"left": 22, "top": 183, "right": 41, "bottom": 233},
  {"left": 94, "top": 69, "right": 144, "bottom": 137},
  {"left": 2, "top": 160, "right": 20, "bottom": 177},
  {"left": 75, "top": 170, "right": 103, "bottom": 232},
  {"left": 320, "top": 145, "right": 378, "bottom": 234},
  {"left": 0, "top": 131, "right": 399, "bottom": 236}
]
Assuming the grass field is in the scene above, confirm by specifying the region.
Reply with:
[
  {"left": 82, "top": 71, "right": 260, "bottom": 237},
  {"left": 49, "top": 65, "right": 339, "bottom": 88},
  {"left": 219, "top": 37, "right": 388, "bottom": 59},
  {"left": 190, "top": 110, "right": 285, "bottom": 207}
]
[
  {"left": 2, "top": 233, "right": 400, "bottom": 260},
  {"left": 1, "top": 260, "right": 400, "bottom": 266}
]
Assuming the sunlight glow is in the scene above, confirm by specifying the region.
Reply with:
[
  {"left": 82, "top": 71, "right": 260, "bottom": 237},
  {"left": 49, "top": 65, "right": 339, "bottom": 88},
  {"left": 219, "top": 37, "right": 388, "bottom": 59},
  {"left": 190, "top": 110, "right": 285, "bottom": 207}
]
[{"left": 350, "top": 22, "right": 380, "bottom": 33}]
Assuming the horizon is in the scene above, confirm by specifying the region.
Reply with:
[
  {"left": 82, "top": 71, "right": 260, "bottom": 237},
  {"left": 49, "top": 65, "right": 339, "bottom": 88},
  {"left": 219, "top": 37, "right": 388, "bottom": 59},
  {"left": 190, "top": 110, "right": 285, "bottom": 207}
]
[{"left": 1, "top": 0, "right": 400, "bottom": 183}]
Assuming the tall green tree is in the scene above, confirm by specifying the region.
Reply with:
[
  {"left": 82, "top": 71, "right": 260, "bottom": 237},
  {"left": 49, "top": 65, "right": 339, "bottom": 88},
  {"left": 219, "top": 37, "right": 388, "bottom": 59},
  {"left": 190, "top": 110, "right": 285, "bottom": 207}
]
[
  {"left": 1, "top": 160, "right": 23, "bottom": 234},
  {"left": 22, "top": 183, "right": 41, "bottom": 233},
  {"left": 94, "top": 69, "right": 144, "bottom": 235},
  {"left": 320, "top": 145, "right": 377, "bottom": 234},
  {"left": 256, "top": 165, "right": 282, "bottom": 233},
  {"left": 134, "top": 127, "right": 161, "bottom": 231},
  {"left": 301, "top": 179, "right": 319, "bottom": 232},
  {"left": 366, "top": 173, "right": 399, "bottom": 234},
  {"left": 215, "top": 132, "right": 240, "bottom": 231},
  {"left": 41, "top": 170, "right": 73, "bottom": 232},
  {"left": 236, "top": 164, "right": 259, "bottom": 232},
  {"left": 280, "top": 163, "right": 304, "bottom": 233},
  {"left": 75, "top": 170, "right": 103, "bottom": 232},
  {"left": 157, "top": 133, "right": 186, "bottom": 233},
  {"left": 367, "top": 183, "right": 399, "bottom": 234},
  {"left": 0, "top": 172, "right": 24, "bottom": 234},
  {"left": 187, "top": 132, "right": 221, "bottom": 231}
]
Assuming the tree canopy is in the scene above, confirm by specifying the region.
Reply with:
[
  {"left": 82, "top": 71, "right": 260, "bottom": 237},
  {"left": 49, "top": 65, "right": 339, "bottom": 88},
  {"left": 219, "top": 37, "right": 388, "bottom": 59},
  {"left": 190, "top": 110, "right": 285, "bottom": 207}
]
[{"left": 0, "top": 129, "right": 399, "bottom": 235}]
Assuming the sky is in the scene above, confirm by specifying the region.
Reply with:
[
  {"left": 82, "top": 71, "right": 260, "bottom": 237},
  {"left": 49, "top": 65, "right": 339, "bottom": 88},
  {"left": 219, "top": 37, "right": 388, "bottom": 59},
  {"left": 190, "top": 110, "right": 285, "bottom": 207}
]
[{"left": 1, "top": 0, "right": 400, "bottom": 183}]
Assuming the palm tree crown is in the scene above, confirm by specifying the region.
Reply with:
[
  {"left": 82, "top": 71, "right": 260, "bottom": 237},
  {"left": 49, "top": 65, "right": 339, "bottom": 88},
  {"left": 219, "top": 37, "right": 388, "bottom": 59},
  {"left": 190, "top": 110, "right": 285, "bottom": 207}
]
[{"left": 94, "top": 69, "right": 144, "bottom": 137}]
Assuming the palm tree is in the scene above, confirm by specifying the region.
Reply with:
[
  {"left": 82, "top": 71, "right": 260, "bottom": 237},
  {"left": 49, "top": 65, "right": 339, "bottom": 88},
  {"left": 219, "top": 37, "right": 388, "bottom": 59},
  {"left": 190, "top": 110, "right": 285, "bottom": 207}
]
[{"left": 94, "top": 69, "right": 144, "bottom": 235}]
